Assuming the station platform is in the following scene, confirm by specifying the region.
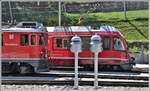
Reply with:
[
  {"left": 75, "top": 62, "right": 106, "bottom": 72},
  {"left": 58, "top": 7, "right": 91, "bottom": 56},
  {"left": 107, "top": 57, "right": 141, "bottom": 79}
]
[{"left": 132, "top": 64, "right": 149, "bottom": 72}]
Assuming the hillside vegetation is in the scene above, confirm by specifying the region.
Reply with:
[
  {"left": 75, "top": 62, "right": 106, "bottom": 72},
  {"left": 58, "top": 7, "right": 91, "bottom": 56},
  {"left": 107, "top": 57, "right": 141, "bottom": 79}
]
[{"left": 64, "top": 10, "right": 148, "bottom": 42}]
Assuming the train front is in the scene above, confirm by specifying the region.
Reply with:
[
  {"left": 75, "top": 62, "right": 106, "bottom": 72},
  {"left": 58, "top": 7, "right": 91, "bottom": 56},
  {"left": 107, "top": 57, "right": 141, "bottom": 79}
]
[{"left": 2, "top": 22, "right": 49, "bottom": 74}]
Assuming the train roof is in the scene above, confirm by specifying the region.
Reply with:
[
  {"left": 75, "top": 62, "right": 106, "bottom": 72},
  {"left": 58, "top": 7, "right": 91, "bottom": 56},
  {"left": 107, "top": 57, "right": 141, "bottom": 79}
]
[
  {"left": 46, "top": 26, "right": 120, "bottom": 33},
  {"left": 47, "top": 26, "right": 124, "bottom": 37},
  {"left": 2, "top": 21, "right": 46, "bottom": 32}
]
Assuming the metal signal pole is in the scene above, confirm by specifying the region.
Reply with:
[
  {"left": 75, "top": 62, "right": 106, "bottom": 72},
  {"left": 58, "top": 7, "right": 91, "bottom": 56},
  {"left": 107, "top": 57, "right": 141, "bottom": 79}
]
[
  {"left": 70, "top": 35, "right": 82, "bottom": 89},
  {"left": 58, "top": 0, "right": 61, "bottom": 26},
  {"left": 8, "top": 1, "right": 13, "bottom": 24},
  {"left": 0, "top": 0, "right": 2, "bottom": 90},
  {"left": 123, "top": 1, "right": 127, "bottom": 20},
  {"left": 90, "top": 34, "right": 102, "bottom": 89},
  {"left": 148, "top": 1, "right": 150, "bottom": 91},
  {"left": 74, "top": 52, "right": 79, "bottom": 89},
  {"left": 94, "top": 52, "right": 99, "bottom": 88}
]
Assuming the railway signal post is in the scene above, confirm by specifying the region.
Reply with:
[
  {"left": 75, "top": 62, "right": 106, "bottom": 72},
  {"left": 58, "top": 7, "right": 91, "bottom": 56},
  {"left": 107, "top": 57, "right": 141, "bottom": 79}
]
[
  {"left": 70, "top": 35, "right": 82, "bottom": 89},
  {"left": 90, "top": 34, "right": 102, "bottom": 89}
]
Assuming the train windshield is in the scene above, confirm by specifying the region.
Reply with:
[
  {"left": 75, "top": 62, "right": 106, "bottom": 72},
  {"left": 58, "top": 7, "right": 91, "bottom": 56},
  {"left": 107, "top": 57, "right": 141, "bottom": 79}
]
[{"left": 113, "top": 37, "right": 125, "bottom": 51}]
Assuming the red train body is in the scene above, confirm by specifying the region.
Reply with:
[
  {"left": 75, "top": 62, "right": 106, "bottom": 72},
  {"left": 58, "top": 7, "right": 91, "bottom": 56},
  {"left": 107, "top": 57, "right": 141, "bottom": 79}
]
[
  {"left": 2, "top": 23, "right": 134, "bottom": 73},
  {"left": 47, "top": 26, "right": 134, "bottom": 70},
  {"left": 2, "top": 22, "right": 49, "bottom": 74}
]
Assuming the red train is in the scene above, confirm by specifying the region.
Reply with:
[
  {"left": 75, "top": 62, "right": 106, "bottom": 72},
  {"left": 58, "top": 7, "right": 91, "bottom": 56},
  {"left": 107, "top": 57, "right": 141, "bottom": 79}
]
[
  {"left": 2, "top": 22, "right": 134, "bottom": 74},
  {"left": 2, "top": 22, "right": 49, "bottom": 74},
  {"left": 47, "top": 26, "right": 134, "bottom": 71}
]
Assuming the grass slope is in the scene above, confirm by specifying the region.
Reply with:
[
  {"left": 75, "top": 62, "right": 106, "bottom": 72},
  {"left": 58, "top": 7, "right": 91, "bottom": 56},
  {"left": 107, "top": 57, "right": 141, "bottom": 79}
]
[{"left": 64, "top": 10, "right": 148, "bottom": 42}]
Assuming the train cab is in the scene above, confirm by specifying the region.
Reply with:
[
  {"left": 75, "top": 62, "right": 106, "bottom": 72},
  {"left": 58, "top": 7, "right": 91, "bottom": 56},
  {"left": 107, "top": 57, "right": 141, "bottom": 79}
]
[
  {"left": 2, "top": 21, "right": 49, "bottom": 74},
  {"left": 47, "top": 26, "right": 134, "bottom": 71}
]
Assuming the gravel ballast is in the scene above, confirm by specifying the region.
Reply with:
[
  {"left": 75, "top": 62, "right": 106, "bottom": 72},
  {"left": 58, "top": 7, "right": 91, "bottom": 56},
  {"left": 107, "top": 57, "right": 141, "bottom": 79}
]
[{"left": 1, "top": 85, "right": 148, "bottom": 91}]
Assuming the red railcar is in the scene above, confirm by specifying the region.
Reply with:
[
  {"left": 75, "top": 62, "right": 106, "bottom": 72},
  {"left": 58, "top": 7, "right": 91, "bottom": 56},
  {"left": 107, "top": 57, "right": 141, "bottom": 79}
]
[
  {"left": 2, "top": 22, "right": 49, "bottom": 74},
  {"left": 47, "top": 26, "right": 134, "bottom": 70}
]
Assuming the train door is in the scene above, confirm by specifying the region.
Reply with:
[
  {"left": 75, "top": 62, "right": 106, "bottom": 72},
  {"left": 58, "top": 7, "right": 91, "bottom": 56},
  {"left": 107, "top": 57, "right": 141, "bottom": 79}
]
[
  {"left": 110, "top": 36, "right": 128, "bottom": 64},
  {"left": 38, "top": 33, "right": 48, "bottom": 59},
  {"left": 20, "top": 33, "right": 30, "bottom": 58},
  {"left": 100, "top": 36, "right": 112, "bottom": 62},
  {"left": 29, "top": 34, "right": 38, "bottom": 58}
]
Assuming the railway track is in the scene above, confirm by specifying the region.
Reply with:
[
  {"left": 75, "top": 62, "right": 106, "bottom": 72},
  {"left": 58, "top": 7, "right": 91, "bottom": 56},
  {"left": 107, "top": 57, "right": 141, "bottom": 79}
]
[
  {"left": 49, "top": 64, "right": 149, "bottom": 73},
  {"left": 2, "top": 70, "right": 148, "bottom": 87},
  {"left": 40, "top": 71, "right": 148, "bottom": 80},
  {"left": 2, "top": 77, "right": 148, "bottom": 87}
]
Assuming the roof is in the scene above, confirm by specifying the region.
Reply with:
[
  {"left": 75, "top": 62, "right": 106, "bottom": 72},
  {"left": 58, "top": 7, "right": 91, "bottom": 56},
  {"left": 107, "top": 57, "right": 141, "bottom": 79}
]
[
  {"left": 46, "top": 26, "right": 120, "bottom": 33},
  {"left": 2, "top": 22, "right": 45, "bottom": 32},
  {"left": 2, "top": 27, "right": 44, "bottom": 32},
  {"left": 47, "top": 26, "right": 91, "bottom": 32}
]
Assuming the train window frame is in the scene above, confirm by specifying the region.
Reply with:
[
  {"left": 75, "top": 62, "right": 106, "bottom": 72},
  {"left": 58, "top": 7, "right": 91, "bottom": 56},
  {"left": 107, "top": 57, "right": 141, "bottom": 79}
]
[
  {"left": 56, "top": 38, "right": 62, "bottom": 48},
  {"left": 55, "top": 37, "right": 70, "bottom": 49},
  {"left": 113, "top": 36, "right": 126, "bottom": 51},
  {"left": 30, "top": 34, "right": 37, "bottom": 46},
  {"left": 103, "top": 36, "right": 110, "bottom": 50},
  {"left": 20, "top": 34, "right": 29, "bottom": 46}
]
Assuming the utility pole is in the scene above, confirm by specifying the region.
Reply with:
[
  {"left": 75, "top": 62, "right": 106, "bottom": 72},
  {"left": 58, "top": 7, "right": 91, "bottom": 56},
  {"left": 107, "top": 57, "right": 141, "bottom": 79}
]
[
  {"left": 9, "top": 1, "right": 13, "bottom": 24},
  {"left": 0, "top": 0, "right": 2, "bottom": 90},
  {"left": 58, "top": 0, "right": 61, "bottom": 26},
  {"left": 148, "top": 1, "right": 150, "bottom": 91},
  {"left": 123, "top": 1, "right": 127, "bottom": 20}
]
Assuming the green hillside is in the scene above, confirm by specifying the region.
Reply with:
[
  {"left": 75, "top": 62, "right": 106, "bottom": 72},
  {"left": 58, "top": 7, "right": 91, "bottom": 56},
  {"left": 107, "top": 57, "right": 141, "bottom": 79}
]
[{"left": 64, "top": 10, "right": 148, "bottom": 42}]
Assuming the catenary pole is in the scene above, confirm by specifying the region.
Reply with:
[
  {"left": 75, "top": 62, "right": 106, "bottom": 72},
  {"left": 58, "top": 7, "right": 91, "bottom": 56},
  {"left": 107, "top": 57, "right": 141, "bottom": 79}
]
[
  {"left": 0, "top": 0, "right": 2, "bottom": 90},
  {"left": 58, "top": 0, "right": 61, "bottom": 26}
]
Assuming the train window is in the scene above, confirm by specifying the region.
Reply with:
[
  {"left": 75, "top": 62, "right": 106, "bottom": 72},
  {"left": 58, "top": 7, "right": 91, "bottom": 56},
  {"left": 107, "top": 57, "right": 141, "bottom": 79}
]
[
  {"left": 2, "top": 34, "right": 3, "bottom": 46},
  {"left": 56, "top": 39, "right": 62, "bottom": 48},
  {"left": 20, "top": 34, "right": 28, "bottom": 46},
  {"left": 103, "top": 36, "right": 110, "bottom": 50},
  {"left": 56, "top": 38, "right": 70, "bottom": 49},
  {"left": 113, "top": 37, "right": 125, "bottom": 51},
  {"left": 39, "top": 35, "right": 45, "bottom": 45},
  {"left": 81, "top": 36, "right": 90, "bottom": 50},
  {"left": 30, "top": 35, "right": 36, "bottom": 45},
  {"left": 63, "top": 38, "right": 70, "bottom": 49}
]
